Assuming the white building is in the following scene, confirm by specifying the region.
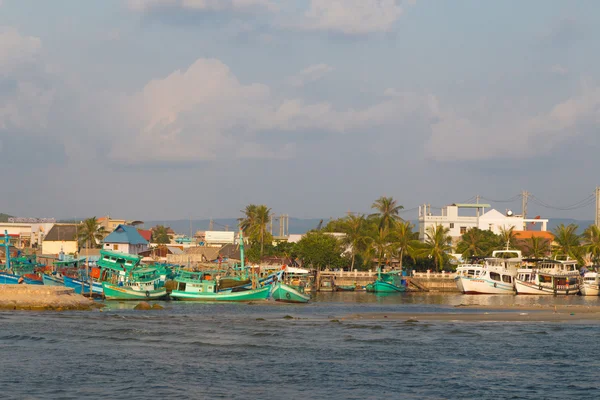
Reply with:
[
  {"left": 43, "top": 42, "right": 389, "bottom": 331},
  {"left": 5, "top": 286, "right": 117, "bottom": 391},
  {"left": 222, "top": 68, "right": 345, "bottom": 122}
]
[
  {"left": 418, "top": 203, "right": 548, "bottom": 243},
  {"left": 0, "top": 221, "right": 56, "bottom": 248},
  {"left": 103, "top": 224, "right": 149, "bottom": 255}
]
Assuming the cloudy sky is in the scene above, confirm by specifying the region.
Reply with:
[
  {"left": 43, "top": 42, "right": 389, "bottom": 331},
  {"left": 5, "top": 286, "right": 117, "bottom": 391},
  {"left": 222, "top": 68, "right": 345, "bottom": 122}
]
[{"left": 0, "top": 0, "right": 599, "bottom": 222}]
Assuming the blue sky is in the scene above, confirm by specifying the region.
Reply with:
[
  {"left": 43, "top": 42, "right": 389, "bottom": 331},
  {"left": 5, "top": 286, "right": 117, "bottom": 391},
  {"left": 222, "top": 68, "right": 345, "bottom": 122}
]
[{"left": 0, "top": 0, "right": 599, "bottom": 222}]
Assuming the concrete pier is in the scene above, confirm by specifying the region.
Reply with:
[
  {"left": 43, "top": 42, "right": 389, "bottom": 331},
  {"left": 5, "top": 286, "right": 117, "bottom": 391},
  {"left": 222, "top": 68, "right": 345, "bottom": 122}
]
[
  {"left": 0, "top": 285, "right": 95, "bottom": 310},
  {"left": 319, "top": 270, "right": 460, "bottom": 292}
]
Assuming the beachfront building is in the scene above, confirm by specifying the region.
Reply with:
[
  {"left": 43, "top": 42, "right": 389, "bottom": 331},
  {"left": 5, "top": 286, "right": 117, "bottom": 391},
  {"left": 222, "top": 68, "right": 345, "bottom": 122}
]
[
  {"left": 41, "top": 224, "right": 79, "bottom": 255},
  {"left": 418, "top": 203, "right": 549, "bottom": 244},
  {"left": 102, "top": 224, "right": 149, "bottom": 255},
  {"left": 0, "top": 221, "right": 55, "bottom": 248}
]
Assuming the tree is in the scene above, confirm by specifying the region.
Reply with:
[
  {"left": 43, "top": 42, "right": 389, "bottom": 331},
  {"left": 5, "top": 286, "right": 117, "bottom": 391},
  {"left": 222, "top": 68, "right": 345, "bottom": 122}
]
[
  {"left": 418, "top": 225, "right": 452, "bottom": 271},
  {"left": 392, "top": 221, "right": 419, "bottom": 269},
  {"left": 239, "top": 204, "right": 258, "bottom": 234},
  {"left": 370, "top": 196, "right": 403, "bottom": 234},
  {"left": 339, "top": 214, "right": 371, "bottom": 270},
  {"left": 295, "top": 231, "right": 344, "bottom": 270},
  {"left": 239, "top": 204, "right": 273, "bottom": 258},
  {"left": 522, "top": 235, "right": 550, "bottom": 258},
  {"left": 152, "top": 225, "right": 172, "bottom": 244},
  {"left": 552, "top": 223, "right": 581, "bottom": 259},
  {"left": 77, "top": 217, "right": 106, "bottom": 249},
  {"left": 497, "top": 226, "right": 518, "bottom": 249},
  {"left": 455, "top": 228, "right": 498, "bottom": 259},
  {"left": 582, "top": 225, "right": 600, "bottom": 264}
]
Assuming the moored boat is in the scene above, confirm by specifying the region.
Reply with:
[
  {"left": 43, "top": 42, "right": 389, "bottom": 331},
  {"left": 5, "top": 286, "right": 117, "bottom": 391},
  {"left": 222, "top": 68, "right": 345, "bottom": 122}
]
[
  {"left": 454, "top": 263, "right": 484, "bottom": 293},
  {"left": 580, "top": 271, "right": 600, "bottom": 296},
  {"left": 514, "top": 258, "right": 580, "bottom": 295},
  {"left": 335, "top": 284, "right": 356, "bottom": 292},
  {"left": 170, "top": 270, "right": 272, "bottom": 301},
  {"left": 366, "top": 268, "right": 406, "bottom": 293},
  {"left": 270, "top": 282, "right": 310, "bottom": 303},
  {"left": 457, "top": 249, "right": 522, "bottom": 295}
]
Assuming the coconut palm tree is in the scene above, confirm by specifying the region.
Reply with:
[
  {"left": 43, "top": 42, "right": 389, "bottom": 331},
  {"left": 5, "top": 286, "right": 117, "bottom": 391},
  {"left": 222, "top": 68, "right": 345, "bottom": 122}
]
[
  {"left": 372, "top": 228, "right": 395, "bottom": 267},
  {"left": 370, "top": 196, "right": 404, "bottom": 234},
  {"left": 254, "top": 205, "right": 272, "bottom": 257},
  {"left": 524, "top": 236, "right": 550, "bottom": 258},
  {"left": 339, "top": 214, "right": 371, "bottom": 270},
  {"left": 497, "top": 226, "right": 518, "bottom": 249},
  {"left": 552, "top": 223, "right": 581, "bottom": 259},
  {"left": 392, "top": 221, "right": 418, "bottom": 269},
  {"left": 418, "top": 225, "right": 452, "bottom": 271},
  {"left": 77, "top": 217, "right": 106, "bottom": 249},
  {"left": 456, "top": 228, "right": 491, "bottom": 259},
  {"left": 582, "top": 225, "right": 600, "bottom": 264},
  {"left": 239, "top": 204, "right": 259, "bottom": 235}
]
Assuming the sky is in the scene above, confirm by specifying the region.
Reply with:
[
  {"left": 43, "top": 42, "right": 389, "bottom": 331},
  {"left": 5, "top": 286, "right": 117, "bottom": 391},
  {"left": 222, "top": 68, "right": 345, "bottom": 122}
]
[{"left": 0, "top": 0, "right": 599, "bottom": 222}]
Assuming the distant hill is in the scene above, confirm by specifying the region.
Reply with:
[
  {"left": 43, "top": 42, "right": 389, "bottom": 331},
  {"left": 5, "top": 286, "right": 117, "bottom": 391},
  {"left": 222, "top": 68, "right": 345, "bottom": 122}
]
[
  {"left": 141, "top": 218, "right": 325, "bottom": 235},
  {"left": 0, "top": 213, "right": 13, "bottom": 222}
]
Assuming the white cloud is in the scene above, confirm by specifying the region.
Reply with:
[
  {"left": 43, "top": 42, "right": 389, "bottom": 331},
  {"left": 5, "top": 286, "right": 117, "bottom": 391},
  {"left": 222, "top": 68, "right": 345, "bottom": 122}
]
[
  {"left": 289, "top": 64, "right": 334, "bottom": 87},
  {"left": 107, "top": 58, "right": 433, "bottom": 164},
  {"left": 0, "top": 27, "right": 42, "bottom": 73},
  {"left": 0, "top": 28, "right": 54, "bottom": 133},
  {"left": 425, "top": 87, "right": 600, "bottom": 161},
  {"left": 300, "top": 0, "right": 403, "bottom": 35},
  {"left": 550, "top": 64, "right": 568, "bottom": 76},
  {"left": 128, "top": 0, "right": 277, "bottom": 12}
]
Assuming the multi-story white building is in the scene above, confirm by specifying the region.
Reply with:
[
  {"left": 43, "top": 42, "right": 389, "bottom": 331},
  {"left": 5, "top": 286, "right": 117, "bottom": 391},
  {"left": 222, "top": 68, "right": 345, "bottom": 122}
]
[{"left": 418, "top": 203, "right": 548, "bottom": 243}]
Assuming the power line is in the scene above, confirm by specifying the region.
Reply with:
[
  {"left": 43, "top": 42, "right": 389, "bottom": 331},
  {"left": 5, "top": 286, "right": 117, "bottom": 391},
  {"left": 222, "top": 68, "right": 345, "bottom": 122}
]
[
  {"left": 480, "top": 194, "right": 522, "bottom": 203},
  {"left": 528, "top": 193, "right": 596, "bottom": 211}
]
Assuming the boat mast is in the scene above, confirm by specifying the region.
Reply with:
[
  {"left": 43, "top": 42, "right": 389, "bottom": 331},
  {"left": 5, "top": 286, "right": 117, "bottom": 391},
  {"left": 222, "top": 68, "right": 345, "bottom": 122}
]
[
  {"left": 239, "top": 229, "right": 246, "bottom": 279},
  {"left": 4, "top": 230, "right": 11, "bottom": 270}
]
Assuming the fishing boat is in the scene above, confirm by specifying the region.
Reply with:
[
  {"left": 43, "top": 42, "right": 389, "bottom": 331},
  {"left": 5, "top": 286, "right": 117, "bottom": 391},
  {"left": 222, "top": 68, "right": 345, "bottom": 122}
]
[
  {"left": 458, "top": 249, "right": 522, "bottom": 295},
  {"left": 0, "top": 232, "right": 44, "bottom": 285},
  {"left": 270, "top": 282, "right": 310, "bottom": 303},
  {"left": 580, "top": 271, "right": 600, "bottom": 296},
  {"left": 366, "top": 268, "right": 406, "bottom": 293},
  {"left": 42, "top": 257, "right": 85, "bottom": 286},
  {"left": 454, "top": 262, "right": 484, "bottom": 293},
  {"left": 319, "top": 276, "right": 334, "bottom": 292},
  {"left": 170, "top": 270, "right": 272, "bottom": 301},
  {"left": 98, "top": 250, "right": 167, "bottom": 300},
  {"left": 335, "top": 284, "right": 356, "bottom": 292},
  {"left": 514, "top": 258, "right": 580, "bottom": 295},
  {"left": 63, "top": 275, "right": 103, "bottom": 295}
]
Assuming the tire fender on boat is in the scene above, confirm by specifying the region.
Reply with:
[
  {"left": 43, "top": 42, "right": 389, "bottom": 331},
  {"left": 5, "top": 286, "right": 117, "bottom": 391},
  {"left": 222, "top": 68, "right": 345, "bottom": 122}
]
[
  {"left": 285, "top": 292, "right": 291, "bottom": 300},
  {"left": 145, "top": 291, "right": 150, "bottom": 298}
]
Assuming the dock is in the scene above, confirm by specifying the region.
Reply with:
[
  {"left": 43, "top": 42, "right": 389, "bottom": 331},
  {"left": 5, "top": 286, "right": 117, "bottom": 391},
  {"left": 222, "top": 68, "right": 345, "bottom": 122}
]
[
  {"left": 0, "top": 285, "right": 95, "bottom": 310},
  {"left": 318, "top": 270, "right": 460, "bottom": 292}
]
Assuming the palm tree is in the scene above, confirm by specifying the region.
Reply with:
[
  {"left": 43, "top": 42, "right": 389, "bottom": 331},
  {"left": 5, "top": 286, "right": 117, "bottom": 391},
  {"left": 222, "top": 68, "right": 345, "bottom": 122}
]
[
  {"left": 239, "top": 204, "right": 258, "bottom": 235},
  {"left": 392, "top": 221, "right": 418, "bottom": 269},
  {"left": 370, "top": 196, "right": 403, "bottom": 234},
  {"left": 77, "top": 217, "right": 106, "bottom": 249},
  {"left": 582, "top": 225, "right": 600, "bottom": 264},
  {"left": 340, "top": 214, "right": 371, "bottom": 270},
  {"left": 456, "top": 228, "right": 489, "bottom": 259},
  {"left": 497, "top": 226, "right": 517, "bottom": 249},
  {"left": 524, "top": 236, "right": 550, "bottom": 258},
  {"left": 552, "top": 223, "right": 581, "bottom": 259},
  {"left": 372, "top": 228, "right": 395, "bottom": 267},
  {"left": 254, "top": 205, "right": 272, "bottom": 257},
  {"left": 418, "top": 225, "right": 452, "bottom": 271}
]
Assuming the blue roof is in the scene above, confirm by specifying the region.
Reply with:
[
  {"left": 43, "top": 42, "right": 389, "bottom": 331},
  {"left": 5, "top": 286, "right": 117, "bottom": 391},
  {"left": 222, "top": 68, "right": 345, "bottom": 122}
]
[{"left": 103, "top": 225, "right": 149, "bottom": 245}]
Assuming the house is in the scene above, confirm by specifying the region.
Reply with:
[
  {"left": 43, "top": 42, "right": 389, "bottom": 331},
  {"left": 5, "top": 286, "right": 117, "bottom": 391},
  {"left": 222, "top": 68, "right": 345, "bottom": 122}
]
[
  {"left": 418, "top": 203, "right": 549, "bottom": 244},
  {"left": 137, "top": 229, "right": 152, "bottom": 242},
  {"left": 98, "top": 216, "right": 144, "bottom": 239},
  {"left": 41, "top": 224, "right": 79, "bottom": 255},
  {"left": 103, "top": 224, "right": 149, "bottom": 255}
]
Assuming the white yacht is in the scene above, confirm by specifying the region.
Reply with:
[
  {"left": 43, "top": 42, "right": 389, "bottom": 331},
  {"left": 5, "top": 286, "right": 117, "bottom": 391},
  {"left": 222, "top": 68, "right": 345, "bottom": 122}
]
[
  {"left": 514, "top": 258, "right": 580, "bottom": 295},
  {"left": 580, "top": 271, "right": 599, "bottom": 296},
  {"left": 458, "top": 249, "right": 522, "bottom": 295},
  {"left": 454, "top": 263, "right": 484, "bottom": 293}
]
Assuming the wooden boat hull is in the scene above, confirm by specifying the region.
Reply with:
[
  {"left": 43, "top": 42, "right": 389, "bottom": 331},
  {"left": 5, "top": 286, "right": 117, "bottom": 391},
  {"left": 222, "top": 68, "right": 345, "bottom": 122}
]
[
  {"left": 170, "top": 285, "right": 271, "bottom": 301},
  {"left": 515, "top": 280, "right": 579, "bottom": 295},
  {"left": 63, "top": 276, "right": 103, "bottom": 295},
  {"left": 335, "top": 285, "right": 356, "bottom": 292},
  {"left": 460, "top": 277, "right": 515, "bottom": 295},
  {"left": 366, "top": 280, "right": 406, "bottom": 293},
  {"left": 102, "top": 282, "right": 168, "bottom": 300},
  {"left": 580, "top": 283, "right": 600, "bottom": 296},
  {"left": 42, "top": 274, "right": 64, "bottom": 286},
  {"left": 271, "top": 283, "right": 310, "bottom": 303},
  {"left": 0, "top": 272, "right": 44, "bottom": 285}
]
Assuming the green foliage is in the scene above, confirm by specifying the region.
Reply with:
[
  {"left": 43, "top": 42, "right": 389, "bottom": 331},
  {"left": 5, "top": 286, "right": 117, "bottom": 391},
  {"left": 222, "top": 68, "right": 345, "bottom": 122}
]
[
  {"left": 77, "top": 217, "right": 106, "bottom": 249},
  {"left": 370, "top": 196, "right": 404, "bottom": 234},
  {"left": 522, "top": 236, "right": 551, "bottom": 258},
  {"left": 295, "top": 231, "right": 344, "bottom": 270},
  {"left": 415, "top": 225, "right": 453, "bottom": 271},
  {"left": 239, "top": 204, "right": 272, "bottom": 257},
  {"left": 582, "top": 225, "right": 600, "bottom": 264},
  {"left": 0, "top": 213, "right": 13, "bottom": 223},
  {"left": 552, "top": 223, "right": 581, "bottom": 260},
  {"left": 151, "top": 225, "right": 172, "bottom": 244},
  {"left": 455, "top": 228, "right": 499, "bottom": 258}
]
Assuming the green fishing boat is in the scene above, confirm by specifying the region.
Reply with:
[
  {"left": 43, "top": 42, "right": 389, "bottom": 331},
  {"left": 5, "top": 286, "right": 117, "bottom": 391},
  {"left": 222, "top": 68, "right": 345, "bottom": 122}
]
[
  {"left": 335, "top": 284, "right": 356, "bottom": 292},
  {"left": 98, "top": 250, "right": 167, "bottom": 300},
  {"left": 366, "top": 268, "right": 406, "bottom": 293},
  {"left": 270, "top": 282, "right": 310, "bottom": 303},
  {"left": 170, "top": 270, "right": 271, "bottom": 301}
]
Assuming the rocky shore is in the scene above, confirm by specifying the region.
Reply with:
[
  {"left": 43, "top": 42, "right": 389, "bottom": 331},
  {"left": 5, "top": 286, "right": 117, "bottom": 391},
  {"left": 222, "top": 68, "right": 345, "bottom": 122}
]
[{"left": 0, "top": 284, "right": 95, "bottom": 310}]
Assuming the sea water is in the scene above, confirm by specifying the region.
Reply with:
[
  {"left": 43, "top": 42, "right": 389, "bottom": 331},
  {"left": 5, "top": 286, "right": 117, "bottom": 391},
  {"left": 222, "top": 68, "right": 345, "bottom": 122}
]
[{"left": 1, "top": 293, "right": 600, "bottom": 399}]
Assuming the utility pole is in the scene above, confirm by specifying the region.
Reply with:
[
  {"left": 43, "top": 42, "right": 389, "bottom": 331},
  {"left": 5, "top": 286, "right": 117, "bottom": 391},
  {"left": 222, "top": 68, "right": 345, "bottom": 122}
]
[
  {"left": 595, "top": 187, "right": 600, "bottom": 228},
  {"left": 475, "top": 195, "right": 480, "bottom": 217},
  {"left": 521, "top": 190, "right": 529, "bottom": 231},
  {"left": 209, "top": 219, "right": 213, "bottom": 231}
]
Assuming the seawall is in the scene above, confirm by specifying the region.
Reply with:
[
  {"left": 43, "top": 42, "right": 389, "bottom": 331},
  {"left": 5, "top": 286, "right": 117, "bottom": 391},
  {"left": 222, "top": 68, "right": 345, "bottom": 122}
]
[{"left": 0, "top": 285, "right": 95, "bottom": 310}]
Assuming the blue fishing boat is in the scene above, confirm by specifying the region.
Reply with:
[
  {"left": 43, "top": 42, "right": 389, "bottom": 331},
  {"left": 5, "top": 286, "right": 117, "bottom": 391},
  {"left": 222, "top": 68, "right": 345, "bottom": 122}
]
[
  {"left": 63, "top": 275, "right": 103, "bottom": 295},
  {"left": 1, "top": 230, "right": 44, "bottom": 285}
]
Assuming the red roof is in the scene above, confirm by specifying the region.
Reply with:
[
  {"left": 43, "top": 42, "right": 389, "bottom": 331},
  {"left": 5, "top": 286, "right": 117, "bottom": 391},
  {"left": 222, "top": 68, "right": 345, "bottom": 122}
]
[
  {"left": 137, "top": 229, "right": 152, "bottom": 241},
  {"left": 514, "top": 231, "right": 554, "bottom": 240}
]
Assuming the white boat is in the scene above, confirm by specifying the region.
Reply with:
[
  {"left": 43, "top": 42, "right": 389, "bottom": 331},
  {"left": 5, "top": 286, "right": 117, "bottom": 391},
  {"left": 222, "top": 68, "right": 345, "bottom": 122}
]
[
  {"left": 514, "top": 258, "right": 580, "bottom": 295},
  {"left": 580, "top": 271, "right": 599, "bottom": 296},
  {"left": 458, "top": 249, "right": 522, "bottom": 295},
  {"left": 454, "top": 263, "right": 484, "bottom": 293}
]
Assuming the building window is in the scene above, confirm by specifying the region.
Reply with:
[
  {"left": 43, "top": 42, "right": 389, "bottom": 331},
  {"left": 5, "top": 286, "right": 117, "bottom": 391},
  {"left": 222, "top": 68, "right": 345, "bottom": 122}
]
[
  {"left": 460, "top": 226, "right": 467, "bottom": 234},
  {"left": 114, "top": 244, "right": 119, "bottom": 250},
  {"left": 489, "top": 224, "right": 493, "bottom": 230},
  {"left": 449, "top": 223, "right": 455, "bottom": 229}
]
